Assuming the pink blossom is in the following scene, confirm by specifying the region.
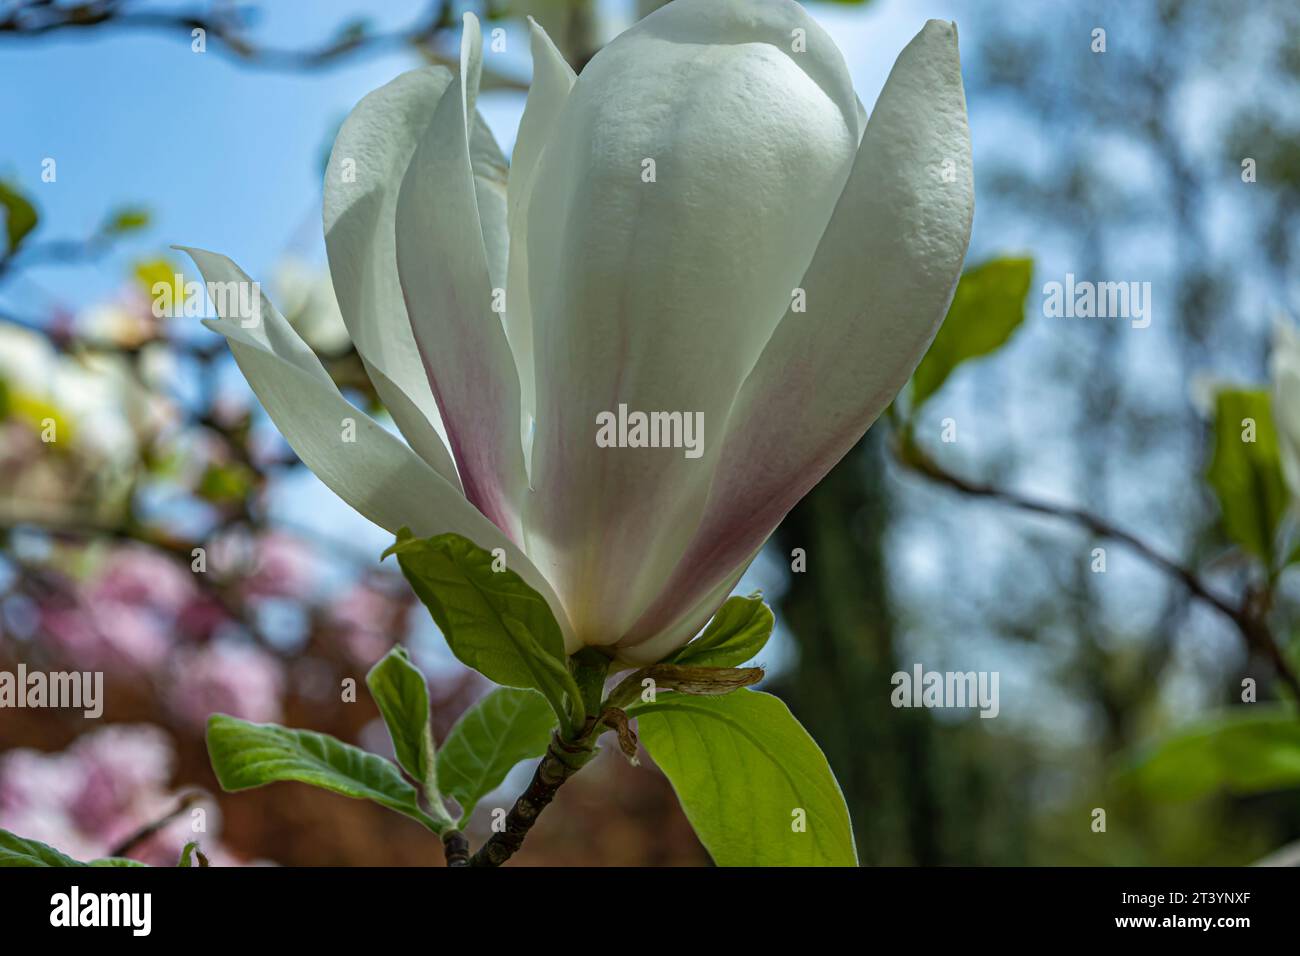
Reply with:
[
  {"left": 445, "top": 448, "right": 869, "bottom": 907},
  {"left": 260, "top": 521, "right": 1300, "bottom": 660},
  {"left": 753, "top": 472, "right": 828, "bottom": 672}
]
[
  {"left": 328, "top": 583, "right": 404, "bottom": 666},
  {"left": 0, "top": 725, "right": 253, "bottom": 865},
  {"left": 89, "top": 546, "right": 196, "bottom": 614},
  {"left": 176, "top": 594, "right": 229, "bottom": 641},
  {"left": 41, "top": 602, "right": 170, "bottom": 673},
  {"left": 245, "top": 531, "right": 315, "bottom": 600},
  {"left": 165, "top": 640, "right": 284, "bottom": 728}
]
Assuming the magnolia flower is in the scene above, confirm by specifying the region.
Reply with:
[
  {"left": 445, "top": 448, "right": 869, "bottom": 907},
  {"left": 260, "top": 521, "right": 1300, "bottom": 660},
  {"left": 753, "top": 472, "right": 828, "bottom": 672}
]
[{"left": 184, "top": 0, "right": 972, "bottom": 665}]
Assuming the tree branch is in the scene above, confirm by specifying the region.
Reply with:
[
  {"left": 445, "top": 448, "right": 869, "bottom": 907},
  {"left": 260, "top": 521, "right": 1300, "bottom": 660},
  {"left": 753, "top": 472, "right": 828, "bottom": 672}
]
[
  {"left": 108, "top": 791, "right": 202, "bottom": 858},
  {"left": 0, "top": 0, "right": 527, "bottom": 88},
  {"left": 894, "top": 437, "right": 1300, "bottom": 703},
  {"left": 440, "top": 829, "right": 469, "bottom": 867},
  {"left": 469, "top": 730, "right": 597, "bottom": 867}
]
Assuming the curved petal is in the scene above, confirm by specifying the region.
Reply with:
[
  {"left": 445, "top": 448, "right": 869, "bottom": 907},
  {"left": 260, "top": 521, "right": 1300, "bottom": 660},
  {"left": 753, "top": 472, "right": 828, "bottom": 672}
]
[
  {"left": 395, "top": 13, "right": 527, "bottom": 543},
  {"left": 324, "top": 67, "right": 462, "bottom": 489},
  {"left": 505, "top": 18, "right": 575, "bottom": 472},
  {"left": 524, "top": 0, "right": 859, "bottom": 644},
  {"left": 613, "top": 547, "right": 758, "bottom": 666},
  {"left": 462, "top": 15, "right": 511, "bottom": 296},
  {"left": 1272, "top": 322, "right": 1300, "bottom": 500},
  {"left": 624, "top": 20, "right": 974, "bottom": 649},
  {"left": 181, "top": 246, "right": 574, "bottom": 645}
]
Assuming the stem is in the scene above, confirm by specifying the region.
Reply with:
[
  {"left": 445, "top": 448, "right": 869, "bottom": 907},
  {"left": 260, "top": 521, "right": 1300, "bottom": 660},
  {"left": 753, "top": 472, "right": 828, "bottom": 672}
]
[
  {"left": 441, "top": 829, "right": 470, "bottom": 867},
  {"left": 469, "top": 729, "right": 597, "bottom": 867},
  {"left": 108, "top": 792, "right": 202, "bottom": 858}
]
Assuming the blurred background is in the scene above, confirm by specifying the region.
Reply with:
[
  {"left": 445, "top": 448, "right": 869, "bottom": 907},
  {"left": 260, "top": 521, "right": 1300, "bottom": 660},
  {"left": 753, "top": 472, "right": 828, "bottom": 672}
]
[{"left": 2, "top": 0, "right": 1300, "bottom": 866}]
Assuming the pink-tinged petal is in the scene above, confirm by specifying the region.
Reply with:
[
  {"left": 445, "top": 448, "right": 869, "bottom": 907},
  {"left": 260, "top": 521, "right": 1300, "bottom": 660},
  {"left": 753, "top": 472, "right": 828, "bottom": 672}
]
[
  {"left": 395, "top": 13, "right": 527, "bottom": 543},
  {"left": 613, "top": 549, "right": 758, "bottom": 666},
  {"left": 623, "top": 20, "right": 974, "bottom": 652},
  {"left": 183, "top": 246, "right": 573, "bottom": 644},
  {"left": 523, "top": 0, "right": 859, "bottom": 644}
]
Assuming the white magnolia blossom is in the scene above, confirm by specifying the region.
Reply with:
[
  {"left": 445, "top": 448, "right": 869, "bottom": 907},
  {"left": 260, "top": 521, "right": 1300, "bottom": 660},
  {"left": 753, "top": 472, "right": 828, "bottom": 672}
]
[{"left": 185, "top": 0, "right": 973, "bottom": 664}]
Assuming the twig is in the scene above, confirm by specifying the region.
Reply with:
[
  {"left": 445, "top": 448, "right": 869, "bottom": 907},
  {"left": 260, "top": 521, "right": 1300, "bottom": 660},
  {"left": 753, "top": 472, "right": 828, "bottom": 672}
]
[
  {"left": 440, "top": 829, "right": 470, "bottom": 867},
  {"left": 108, "top": 792, "right": 202, "bottom": 858},
  {"left": 470, "top": 730, "right": 597, "bottom": 867},
  {"left": 0, "top": 0, "right": 528, "bottom": 88},
  {"left": 895, "top": 438, "right": 1300, "bottom": 702}
]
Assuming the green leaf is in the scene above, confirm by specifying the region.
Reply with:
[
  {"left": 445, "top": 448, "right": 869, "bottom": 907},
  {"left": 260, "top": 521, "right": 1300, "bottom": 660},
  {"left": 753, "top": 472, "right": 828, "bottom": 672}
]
[
  {"left": 1206, "top": 389, "right": 1289, "bottom": 564},
  {"left": 909, "top": 256, "right": 1034, "bottom": 411},
  {"left": 633, "top": 690, "right": 857, "bottom": 866},
  {"left": 177, "top": 842, "right": 207, "bottom": 867},
  {"left": 1118, "top": 707, "right": 1300, "bottom": 800},
  {"left": 385, "top": 531, "right": 583, "bottom": 733},
  {"left": 0, "top": 181, "right": 38, "bottom": 254},
  {"left": 0, "top": 828, "right": 81, "bottom": 867},
  {"left": 196, "top": 461, "right": 255, "bottom": 503},
  {"left": 366, "top": 645, "right": 434, "bottom": 785},
  {"left": 89, "top": 857, "right": 148, "bottom": 867},
  {"left": 205, "top": 713, "right": 442, "bottom": 833},
  {"left": 0, "top": 827, "right": 151, "bottom": 867},
  {"left": 101, "top": 206, "right": 150, "bottom": 234},
  {"left": 667, "top": 594, "right": 773, "bottom": 668},
  {"left": 436, "top": 688, "right": 557, "bottom": 824}
]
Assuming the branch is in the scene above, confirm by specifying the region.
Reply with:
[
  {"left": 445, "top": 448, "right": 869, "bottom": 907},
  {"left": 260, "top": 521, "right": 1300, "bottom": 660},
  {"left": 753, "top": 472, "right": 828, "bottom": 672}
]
[
  {"left": 108, "top": 791, "right": 202, "bottom": 857},
  {"left": 0, "top": 0, "right": 528, "bottom": 88},
  {"left": 469, "top": 729, "right": 597, "bottom": 867},
  {"left": 894, "top": 437, "right": 1300, "bottom": 702},
  {"left": 440, "top": 829, "right": 469, "bottom": 867}
]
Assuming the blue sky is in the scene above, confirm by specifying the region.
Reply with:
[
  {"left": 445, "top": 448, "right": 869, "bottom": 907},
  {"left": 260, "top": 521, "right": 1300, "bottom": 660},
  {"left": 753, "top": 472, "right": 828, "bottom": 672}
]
[{"left": 0, "top": 0, "right": 964, "bottom": 316}]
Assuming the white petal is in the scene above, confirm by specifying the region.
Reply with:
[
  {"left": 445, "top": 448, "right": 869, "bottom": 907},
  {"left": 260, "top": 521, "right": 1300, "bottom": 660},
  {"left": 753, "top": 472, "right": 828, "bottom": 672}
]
[
  {"left": 461, "top": 12, "right": 511, "bottom": 295},
  {"left": 623, "top": 20, "right": 974, "bottom": 650},
  {"left": 505, "top": 18, "right": 575, "bottom": 472},
  {"left": 182, "top": 246, "right": 573, "bottom": 644},
  {"left": 613, "top": 550, "right": 757, "bottom": 666},
  {"left": 1272, "top": 321, "right": 1300, "bottom": 500},
  {"left": 395, "top": 13, "right": 528, "bottom": 543},
  {"left": 324, "top": 68, "right": 462, "bottom": 490},
  {"left": 524, "top": 0, "right": 859, "bottom": 643}
]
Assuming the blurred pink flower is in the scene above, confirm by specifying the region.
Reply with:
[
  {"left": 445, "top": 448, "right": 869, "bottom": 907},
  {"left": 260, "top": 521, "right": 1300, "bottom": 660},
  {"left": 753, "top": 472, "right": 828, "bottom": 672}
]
[
  {"left": 165, "top": 640, "right": 284, "bottom": 728},
  {"left": 176, "top": 594, "right": 230, "bottom": 641},
  {"left": 0, "top": 724, "right": 251, "bottom": 865},
  {"left": 41, "top": 602, "right": 170, "bottom": 673},
  {"left": 244, "top": 531, "right": 314, "bottom": 600},
  {"left": 64, "top": 724, "right": 174, "bottom": 836},
  {"left": 0, "top": 725, "right": 170, "bottom": 860},
  {"left": 89, "top": 546, "right": 196, "bottom": 614},
  {"left": 327, "top": 583, "right": 404, "bottom": 666}
]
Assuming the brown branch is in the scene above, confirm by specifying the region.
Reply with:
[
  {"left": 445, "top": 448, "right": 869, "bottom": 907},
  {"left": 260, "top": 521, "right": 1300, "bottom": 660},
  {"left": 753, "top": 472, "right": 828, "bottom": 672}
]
[
  {"left": 895, "top": 438, "right": 1300, "bottom": 703},
  {"left": 469, "top": 730, "right": 597, "bottom": 867},
  {"left": 108, "top": 792, "right": 202, "bottom": 858},
  {"left": 440, "top": 829, "right": 469, "bottom": 867},
  {"left": 0, "top": 0, "right": 528, "bottom": 88}
]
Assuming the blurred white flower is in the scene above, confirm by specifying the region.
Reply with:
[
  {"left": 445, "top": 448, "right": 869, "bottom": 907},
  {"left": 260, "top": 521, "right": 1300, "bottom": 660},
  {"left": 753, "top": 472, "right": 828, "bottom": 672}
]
[{"left": 272, "top": 256, "right": 351, "bottom": 355}]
